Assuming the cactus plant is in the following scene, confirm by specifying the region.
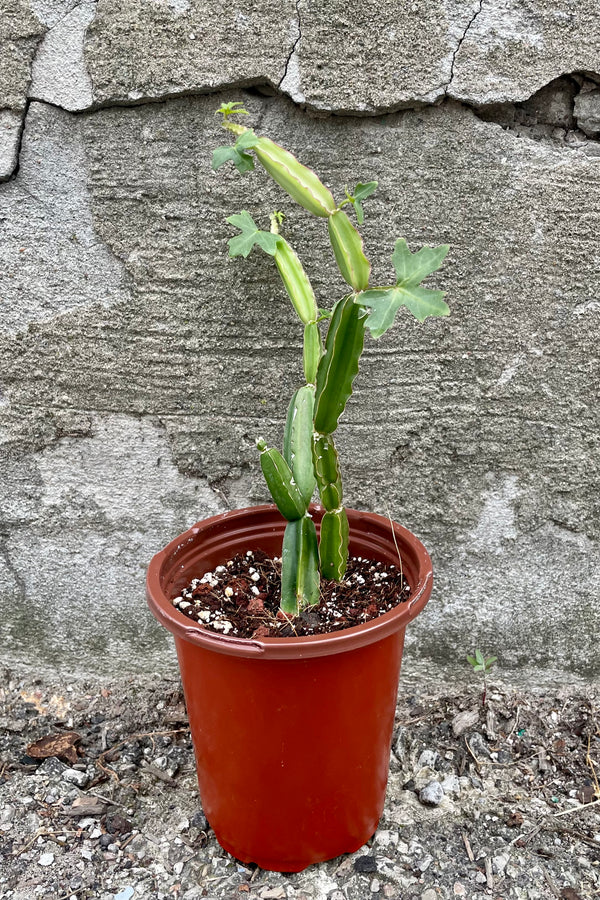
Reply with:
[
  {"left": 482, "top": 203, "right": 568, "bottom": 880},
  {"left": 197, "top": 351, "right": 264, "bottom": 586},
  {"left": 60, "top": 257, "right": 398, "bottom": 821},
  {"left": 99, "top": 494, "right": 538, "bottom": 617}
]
[{"left": 213, "top": 101, "right": 450, "bottom": 616}]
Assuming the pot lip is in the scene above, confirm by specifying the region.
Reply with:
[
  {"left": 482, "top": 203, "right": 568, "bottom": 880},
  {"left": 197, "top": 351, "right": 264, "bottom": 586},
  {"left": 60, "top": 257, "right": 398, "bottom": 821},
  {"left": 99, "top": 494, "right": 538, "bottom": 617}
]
[{"left": 146, "top": 504, "right": 433, "bottom": 660}]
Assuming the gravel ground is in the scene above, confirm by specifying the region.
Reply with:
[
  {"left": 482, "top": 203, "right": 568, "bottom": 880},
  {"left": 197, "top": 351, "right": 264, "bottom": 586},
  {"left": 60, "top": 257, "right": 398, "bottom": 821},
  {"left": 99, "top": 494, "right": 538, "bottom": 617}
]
[{"left": 1, "top": 664, "right": 599, "bottom": 900}]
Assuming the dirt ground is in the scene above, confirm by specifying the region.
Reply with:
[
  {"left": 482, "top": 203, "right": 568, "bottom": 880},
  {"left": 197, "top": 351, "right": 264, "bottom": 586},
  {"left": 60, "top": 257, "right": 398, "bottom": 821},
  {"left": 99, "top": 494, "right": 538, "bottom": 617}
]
[{"left": 1, "top": 663, "right": 599, "bottom": 900}]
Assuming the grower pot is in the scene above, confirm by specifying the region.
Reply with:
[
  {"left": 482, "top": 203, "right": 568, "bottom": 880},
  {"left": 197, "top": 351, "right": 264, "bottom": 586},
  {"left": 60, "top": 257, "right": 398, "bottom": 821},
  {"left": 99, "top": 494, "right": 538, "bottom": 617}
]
[{"left": 146, "top": 504, "right": 433, "bottom": 872}]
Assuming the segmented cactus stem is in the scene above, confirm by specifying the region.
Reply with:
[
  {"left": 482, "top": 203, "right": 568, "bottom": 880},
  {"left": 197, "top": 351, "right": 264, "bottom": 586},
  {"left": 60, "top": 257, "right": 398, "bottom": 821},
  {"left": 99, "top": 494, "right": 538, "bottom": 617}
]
[{"left": 281, "top": 515, "right": 320, "bottom": 613}]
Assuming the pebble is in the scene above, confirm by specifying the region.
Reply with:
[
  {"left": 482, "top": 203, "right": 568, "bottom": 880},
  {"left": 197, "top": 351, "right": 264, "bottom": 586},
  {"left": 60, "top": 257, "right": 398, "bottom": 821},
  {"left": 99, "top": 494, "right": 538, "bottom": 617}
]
[
  {"left": 62, "top": 767, "right": 89, "bottom": 788},
  {"left": 37, "top": 757, "right": 67, "bottom": 778},
  {"left": 441, "top": 774, "right": 461, "bottom": 796},
  {"left": 419, "top": 781, "right": 444, "bottom": 806},
  {"left": 374, "top": 829, "right": 398, "bottom": 848},
  {"left": 38, "top": 852, "right": 54, "bottom": 866},
  {"left": 451, "top": 708, "right": 480, "bottom": 736},
  {"left": 468, "top": 732, "right": 491, "bottom": 758},
  {"left": 421, "top": 890, "right": 438, "bottom": 900},
  {"left": 354, "top": 854, "right": 378, "bottom": 873},
  {"left": 493, "top": 853, "right": 509, "bottom": 874},
  {"left": 417, "top": 749, "right": 438, "bottom": 769},
  {"left": 418, "top": 855, "right": 433, "bottom": 872}
]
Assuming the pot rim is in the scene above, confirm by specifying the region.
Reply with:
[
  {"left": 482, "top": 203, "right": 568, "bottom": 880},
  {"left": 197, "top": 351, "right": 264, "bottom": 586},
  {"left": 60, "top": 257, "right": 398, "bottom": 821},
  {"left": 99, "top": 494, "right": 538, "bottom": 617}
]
[{"left": 146, "top": 504, "right": 433, "bottom": 660}]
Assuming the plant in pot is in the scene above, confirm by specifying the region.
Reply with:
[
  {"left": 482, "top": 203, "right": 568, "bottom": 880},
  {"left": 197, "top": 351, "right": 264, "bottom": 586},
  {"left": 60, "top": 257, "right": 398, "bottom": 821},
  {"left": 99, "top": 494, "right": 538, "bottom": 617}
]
[{"left": 146, "top": 101, "right": 450, "bottom": 872}]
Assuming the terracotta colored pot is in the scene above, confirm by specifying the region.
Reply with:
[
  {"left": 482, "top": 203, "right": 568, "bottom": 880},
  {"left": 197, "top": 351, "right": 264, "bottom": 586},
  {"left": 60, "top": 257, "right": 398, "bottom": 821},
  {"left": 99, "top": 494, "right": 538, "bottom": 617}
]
[{"left": 146, "top": 504, "right": 433, "bottom": 872}]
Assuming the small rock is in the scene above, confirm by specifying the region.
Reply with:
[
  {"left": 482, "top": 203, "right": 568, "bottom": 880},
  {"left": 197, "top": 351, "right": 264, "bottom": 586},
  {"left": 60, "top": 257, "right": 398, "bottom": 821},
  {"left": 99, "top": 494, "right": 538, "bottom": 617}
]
[
  {"left": 38, "top": 852, "right": 55, "bottom": 866},
  {"left": 106, "top": 813, "right": 133, "bottom": 834},
  {"left": 36, "top": 757, "right": 67, "bottom": 778},
  {"left": 421, "top": 890, "right": 438, "bottom": 900},
  {"left": 441, "top": 774, "right": 461, "bottom": 797},
  {"left": 492, "top": 853, "right": 509, "bottom": 874},
  {"left": 370, "top": 878, "right": 380, "bottom": 892},
  {"left": 190, "top": 810, "right": 208, "bottom": 831},
  {"left": 419, "top": 781, "right": 444, "bottom": 806},
  {"left": 451, "top": 708, "right": 479, "bottom": 737},
  {"left": 417, "top": 749, "right": 438, "bottom": 769},
  {"left": 468, "top": 732, "right": 491, "bottom": 758},
  {"left": 454, "top": 884, "right": 467, "bottom": 896},
  {"left": 354, "top": 854, "right": 378, "bottom": 873},
  {"left": 374, "top": 829, "right": 398, "bottom": 848},
  {"left": 62, "top": 767, "right": 89, "bottom": 788},
  {"left": 418, "top": 855, "right": 433, "bottom": 872},
  {"left": 173, "top": 861, "right": 184, "bottom": 875},
  {"left": 126, "top": 834, "right": 147, "bottom": 853},
  {"left": 0, "top": 805, "right": 15, "bottom": 823}
]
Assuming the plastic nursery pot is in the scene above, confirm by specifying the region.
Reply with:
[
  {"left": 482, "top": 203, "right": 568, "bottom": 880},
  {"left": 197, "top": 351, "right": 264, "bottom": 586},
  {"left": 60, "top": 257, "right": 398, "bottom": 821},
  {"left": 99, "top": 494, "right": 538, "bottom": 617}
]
[{"left": 146, "top": 504, "right": 433, "bottom": 872}]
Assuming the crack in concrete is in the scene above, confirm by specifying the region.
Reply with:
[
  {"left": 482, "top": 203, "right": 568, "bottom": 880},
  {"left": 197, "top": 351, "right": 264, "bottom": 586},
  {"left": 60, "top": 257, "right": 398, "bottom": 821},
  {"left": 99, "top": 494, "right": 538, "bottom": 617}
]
[
  {"left": 0, "top": 98, "right": 32, "bottom": 185},
  {"left": 445, "top": 0, "right": 484, "bottom": 95},
  {"left": 278, "top": 0, "right": 302, "bottom": 98}
]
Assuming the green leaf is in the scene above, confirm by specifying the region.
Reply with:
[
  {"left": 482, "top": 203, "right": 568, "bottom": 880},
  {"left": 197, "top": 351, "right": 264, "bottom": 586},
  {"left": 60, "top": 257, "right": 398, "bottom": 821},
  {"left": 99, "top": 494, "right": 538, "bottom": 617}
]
[
  {"left": 353, "top": 181, "right": 378, "bottom": 202},
  {"left": 233, "top": 149, "right": 255, "bottom": 174},
  {"left": 466, "top": 655, "right": 477, "bottom": 667},
  {"left": 392, "top": 238, "right": 449, "bottom": 286},
  {"left": 212, "top": 145, "right": 255, "bottom": 174},
  {"left": 475, "top": 649, "right": 485, "bottom": 666},
  {"left": 226, "top": 211, "right": 280, "bottom": 258},
  {"left": 235, "top": 129, "right": 259, "bottom": 151},
  {"left": 349, "top": 181, "right": 377, "bottom": 225},
  {"left": 216, "top": 101, "right": 249, "bottom": 118},
  {"left": 355, "top": 237, "right": 450, "bottom": 336},
  {"left": 357, "top": 285, "right": 449, "bottom": 338},
  {"left": 212, "top": 145, "right": 238, "bottom": 171}
]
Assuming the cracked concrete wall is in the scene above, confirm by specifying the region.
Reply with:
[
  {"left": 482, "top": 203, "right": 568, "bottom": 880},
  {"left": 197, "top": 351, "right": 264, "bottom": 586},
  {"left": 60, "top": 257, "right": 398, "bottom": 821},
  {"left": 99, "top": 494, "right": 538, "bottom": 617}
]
[{"left": 1, "top": 1, "right": 599, "bottom": 680}]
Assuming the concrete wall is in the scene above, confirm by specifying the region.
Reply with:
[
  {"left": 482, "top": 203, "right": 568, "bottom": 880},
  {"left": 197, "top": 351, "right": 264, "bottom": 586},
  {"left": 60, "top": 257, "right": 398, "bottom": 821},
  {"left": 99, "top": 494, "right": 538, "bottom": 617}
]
[{"left": 1, "top": 0, "right": 599, "bottom": 681}]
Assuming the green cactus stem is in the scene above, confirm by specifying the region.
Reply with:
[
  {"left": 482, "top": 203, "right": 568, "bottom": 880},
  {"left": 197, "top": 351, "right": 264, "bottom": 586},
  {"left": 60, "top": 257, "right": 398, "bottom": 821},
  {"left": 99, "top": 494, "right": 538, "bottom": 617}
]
[{"left": 281, "top": 515, "right": 320, "bottom": 613}]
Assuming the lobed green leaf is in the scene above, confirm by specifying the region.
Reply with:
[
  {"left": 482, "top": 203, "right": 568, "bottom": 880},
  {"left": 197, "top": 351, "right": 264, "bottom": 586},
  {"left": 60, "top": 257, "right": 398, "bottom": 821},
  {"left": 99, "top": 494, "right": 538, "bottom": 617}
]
[
  {"left": 357, "top": 285, "right": 449, "bottom": 337},
  {"left": 226, "top": 211, "right": 280, "bottom": 258},
  {"left": 392, "top": 238, "right": 449, "bottom": 285},
  {"left": 212, "top": 144, "right": 255, "bottom": 174}
]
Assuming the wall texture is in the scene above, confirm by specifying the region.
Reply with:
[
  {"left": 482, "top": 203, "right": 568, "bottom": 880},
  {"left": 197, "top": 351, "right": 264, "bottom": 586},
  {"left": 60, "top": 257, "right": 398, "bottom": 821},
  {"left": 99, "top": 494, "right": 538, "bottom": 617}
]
[{"left": 1, "top": 0, "right": 599, "bottom": 680}]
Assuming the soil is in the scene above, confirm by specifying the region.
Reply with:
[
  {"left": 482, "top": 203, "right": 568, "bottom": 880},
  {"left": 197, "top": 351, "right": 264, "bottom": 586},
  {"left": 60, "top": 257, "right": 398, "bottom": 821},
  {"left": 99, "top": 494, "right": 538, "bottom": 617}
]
[{"left": 170, "top": 549, "right": 410, "bottom": 639}]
